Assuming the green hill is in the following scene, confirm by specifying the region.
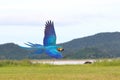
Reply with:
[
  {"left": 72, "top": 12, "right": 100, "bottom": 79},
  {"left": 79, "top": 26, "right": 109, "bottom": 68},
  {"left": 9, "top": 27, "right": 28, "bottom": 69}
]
[
  {"left": 0, "top": 43, "right": 51, "bottom": 60},
  {"left": 60, "top": 32, "right": 120, "bottom": 59},
  {"left": 0, "top": 43, "right": 30, "bottom": 59},
  {"left": 0, "top": 32, "right": 120, "bottom": 59}
]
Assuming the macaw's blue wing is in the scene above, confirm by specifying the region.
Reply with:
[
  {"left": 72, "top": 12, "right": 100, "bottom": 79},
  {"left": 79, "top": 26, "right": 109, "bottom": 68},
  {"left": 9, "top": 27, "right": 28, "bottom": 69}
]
[
  {"left": 45, "top": 49, "right": 63, "bottom": 59},
  {"left": 43, "top": 21, "right": 56, "bottom": 46}
]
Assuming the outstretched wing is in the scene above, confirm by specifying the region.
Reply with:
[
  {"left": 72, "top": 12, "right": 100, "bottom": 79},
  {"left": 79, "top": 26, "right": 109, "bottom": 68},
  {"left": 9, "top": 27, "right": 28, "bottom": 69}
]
[{"left": 43, "top": 20, "right": 56, "bottom": 46}]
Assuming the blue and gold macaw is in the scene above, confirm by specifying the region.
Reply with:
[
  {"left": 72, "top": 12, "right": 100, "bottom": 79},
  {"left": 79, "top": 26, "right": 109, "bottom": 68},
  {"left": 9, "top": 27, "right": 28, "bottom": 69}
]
[{"left": 21, "top": 21, "right": 64, "bottom": 59}]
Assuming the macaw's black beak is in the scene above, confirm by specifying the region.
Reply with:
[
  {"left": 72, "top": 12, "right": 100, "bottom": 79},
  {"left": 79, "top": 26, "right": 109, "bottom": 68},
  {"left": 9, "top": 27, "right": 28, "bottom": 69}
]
[
  {"left": 57, "top": 48, "right": 64, "bottom": 52},
  {"left": 62, "top": 48, "right": 64, "bottom": 51}
]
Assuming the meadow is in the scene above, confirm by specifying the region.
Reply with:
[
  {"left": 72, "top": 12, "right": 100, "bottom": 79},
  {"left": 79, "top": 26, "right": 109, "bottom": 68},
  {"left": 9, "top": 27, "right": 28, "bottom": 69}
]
[{"left": 0, "top": 59, "right": 120, "bottom": 80}]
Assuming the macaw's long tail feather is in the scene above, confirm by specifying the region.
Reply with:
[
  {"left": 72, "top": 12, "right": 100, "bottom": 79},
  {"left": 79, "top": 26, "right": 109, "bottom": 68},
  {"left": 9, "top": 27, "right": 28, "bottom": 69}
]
[
  {"left": 19, "top": 46, "right": 34, "bottom": 50},
  {"left": 20, "top": 46, "right": 44, "bottom": 54},
  {"left": 24, "top": 42, "right": 42, "bottom": 48},
  {"left": 20, "top": 42, "right": 44, "bottom": 54}
]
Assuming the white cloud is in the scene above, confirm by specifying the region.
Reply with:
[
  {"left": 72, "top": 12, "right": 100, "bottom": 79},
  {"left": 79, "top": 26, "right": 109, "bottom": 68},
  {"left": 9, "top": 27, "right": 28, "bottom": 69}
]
[
  {"left": 0, "top": 0, "right": 120, "bottom": 25},
  {"left": 0, "top": 0, "right": 120, "bottom": 45}
]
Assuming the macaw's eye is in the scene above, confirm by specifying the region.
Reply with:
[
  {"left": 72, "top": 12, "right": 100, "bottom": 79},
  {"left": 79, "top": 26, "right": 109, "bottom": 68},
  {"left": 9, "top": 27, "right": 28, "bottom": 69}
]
[{"left": 57, "top": 48, "right": 64, "bottom": 52}]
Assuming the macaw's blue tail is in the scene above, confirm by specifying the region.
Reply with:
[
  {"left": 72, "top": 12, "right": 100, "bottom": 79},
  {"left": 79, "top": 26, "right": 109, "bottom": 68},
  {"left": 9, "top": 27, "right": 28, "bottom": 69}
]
[
  {"left": 20, "top": 42, "right": 45, "bottom": 54},
  {"left": 24, "top": 42, "right": 42, "bottom": 48}
]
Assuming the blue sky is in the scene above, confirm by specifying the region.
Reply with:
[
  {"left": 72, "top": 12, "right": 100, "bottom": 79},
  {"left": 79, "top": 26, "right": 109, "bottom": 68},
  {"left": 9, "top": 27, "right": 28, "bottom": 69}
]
[{"left": 0, "top": 0, "right": 120, "bottom": 46}]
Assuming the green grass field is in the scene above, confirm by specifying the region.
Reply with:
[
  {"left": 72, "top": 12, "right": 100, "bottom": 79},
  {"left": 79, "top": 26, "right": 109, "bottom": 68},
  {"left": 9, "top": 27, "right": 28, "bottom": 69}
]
[{"left": 0, "top": 59, "right": 120, "bottom": 80}]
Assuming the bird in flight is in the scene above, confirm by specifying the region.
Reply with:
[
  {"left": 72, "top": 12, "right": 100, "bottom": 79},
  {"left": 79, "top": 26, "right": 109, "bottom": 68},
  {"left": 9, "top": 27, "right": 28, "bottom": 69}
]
[{"left": 21, "top": 20, "right": 64, "bottom": 59}]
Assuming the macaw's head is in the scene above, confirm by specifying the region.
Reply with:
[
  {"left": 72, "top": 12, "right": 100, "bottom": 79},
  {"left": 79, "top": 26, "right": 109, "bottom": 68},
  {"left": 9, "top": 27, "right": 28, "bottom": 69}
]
[
  {"left": 54, "top": 46, "right": 64, "bottom": 58},
  {"left": 57, "top": 47, "right": 64, "bottom": 52}
]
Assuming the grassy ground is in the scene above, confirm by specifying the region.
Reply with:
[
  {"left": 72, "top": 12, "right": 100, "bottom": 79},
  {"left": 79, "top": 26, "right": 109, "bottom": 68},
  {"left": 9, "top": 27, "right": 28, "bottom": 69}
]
[{"left": 0, "top": 59, "right": 120, "bottom": 80}]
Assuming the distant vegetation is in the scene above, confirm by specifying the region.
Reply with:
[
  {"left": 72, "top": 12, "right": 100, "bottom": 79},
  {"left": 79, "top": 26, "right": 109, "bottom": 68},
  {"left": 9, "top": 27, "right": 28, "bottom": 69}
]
[
  {"left": 0, "top": 59, "right": 120, "bottom": 80},
  {"left": 0, "top": 59, "right": 120, "bottom": 67},
  {"left": 0, "top": 60, "right": 32, "bottom": 67},
  {"left": 0, "top": 32, "right": 120, "bottom": 59},
  {"left": 93, "top": 59, "right": 120, "bottom": 66}
]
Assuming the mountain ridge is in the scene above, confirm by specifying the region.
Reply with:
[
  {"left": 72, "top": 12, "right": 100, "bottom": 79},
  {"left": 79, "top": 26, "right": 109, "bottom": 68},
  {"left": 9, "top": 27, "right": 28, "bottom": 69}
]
[{"left": 0, "top": 32, "right": 120, "bottom": 59}]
